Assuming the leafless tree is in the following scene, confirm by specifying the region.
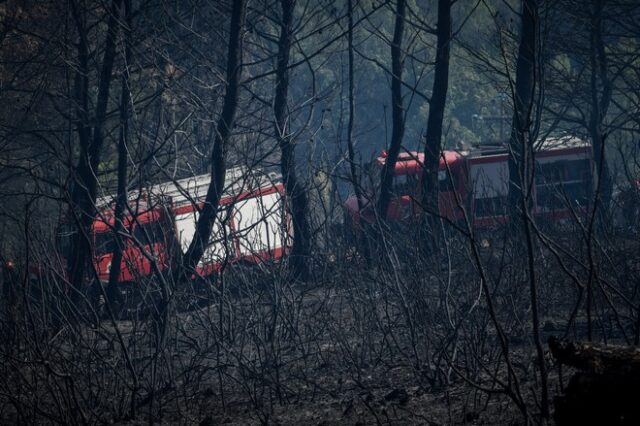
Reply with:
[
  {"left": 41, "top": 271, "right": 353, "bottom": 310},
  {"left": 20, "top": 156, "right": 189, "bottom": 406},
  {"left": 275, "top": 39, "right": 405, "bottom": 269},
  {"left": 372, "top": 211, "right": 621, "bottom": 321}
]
[
  {"left": 180, "top": 0, "right": 247, "bottom": 278},
  {"left": 377, "top": 0, "right": 407, "bottom": 222},
  {"left": 67, "top": 0, "right": 123, "bottom": 305},
  {"left": 421, "top": 0, "right": 452, "bottom": 235},
  {"left": 274, "top": 0, "right": 312, "bottom": 280}
]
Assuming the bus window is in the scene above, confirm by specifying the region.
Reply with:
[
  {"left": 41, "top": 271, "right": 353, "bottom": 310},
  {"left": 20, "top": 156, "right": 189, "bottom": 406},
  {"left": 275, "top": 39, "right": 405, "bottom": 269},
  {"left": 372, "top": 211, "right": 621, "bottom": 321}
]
[
  {"left": 535, "top": 159, "right": 592, "bottom": 211},
  {"left": 393, "top": 174, "right": 417, "bottom": 196},
  {"left": 133, "top": 221, "right": 165, "bottom": 246},
  {"left": 439, "top": 169, "right": 454, "bottom": 192},
  {"left": 95, "top": 231, "right": 115, "bottom": 257},
  {"left": 474, "top": 196, "right": 507, "bottom": 218}
]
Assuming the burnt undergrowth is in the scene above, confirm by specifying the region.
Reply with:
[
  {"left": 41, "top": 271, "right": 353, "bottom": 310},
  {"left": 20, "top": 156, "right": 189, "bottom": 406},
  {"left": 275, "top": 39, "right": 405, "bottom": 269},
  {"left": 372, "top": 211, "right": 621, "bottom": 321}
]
[{"left": 1, "top": 218, "right": 638, "bottom": 425}]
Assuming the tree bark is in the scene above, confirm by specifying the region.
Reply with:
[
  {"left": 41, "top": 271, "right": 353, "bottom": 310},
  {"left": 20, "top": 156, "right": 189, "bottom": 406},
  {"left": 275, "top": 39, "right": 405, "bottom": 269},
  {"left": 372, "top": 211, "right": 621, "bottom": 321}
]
[
  {"left": 68, "top": 0, "right": 123, "bottom": 303},
  {"left": 107, "top": 0, "right": 132, "bottom": 306},
  {"left": 508, "top": 0, "right": 549, "bottom": 420},
  {"left": 345, "top": 0, "right": 370, "bottom": 259},
  {"left": 589, "top": 0, "right": 613, "bottom": 209},
  {"left": 180, "top": 0, "right": 246, "bottom": 275},
  {"left": 550, "top": 337, "right": 640, "bottom": 373},
  {"left": 550, "top": 337, "right": 640, "bottom": 425},
  {"left": 346, "top": 0, "right": 363, "bottom": 219},
  {"left": 377, "top": 0, "right": 406, "bottom": 221},
  {"left": 507, "top": 0, "right": 537, "bottom": 215},
  {"left": 274, "top": 0, "right": 311, "bottom": 280},
  {"left": 421, "top": 0, "right": 451, "bottom": 234}
]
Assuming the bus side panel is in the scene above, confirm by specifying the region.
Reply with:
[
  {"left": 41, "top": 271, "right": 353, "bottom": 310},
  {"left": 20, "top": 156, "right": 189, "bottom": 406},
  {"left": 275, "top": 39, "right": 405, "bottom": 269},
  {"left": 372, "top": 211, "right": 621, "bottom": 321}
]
[
  {"left": 174, "top": 209, "right": 231, "bottom": 274},
  {"left": 469, "top": 159, "right": 509, "bottom": 226},
  {"left": 534, "top": 151, "right": 594, "bottom": 217},
  {"left": 437, "top": 164, "right": 468, "bottom": 222},
  {"left": 175, "top": 210, "right": 199, "bottom": 253},
  {"left": 233, "top": 192, "right": 286, "bottom": 261}
]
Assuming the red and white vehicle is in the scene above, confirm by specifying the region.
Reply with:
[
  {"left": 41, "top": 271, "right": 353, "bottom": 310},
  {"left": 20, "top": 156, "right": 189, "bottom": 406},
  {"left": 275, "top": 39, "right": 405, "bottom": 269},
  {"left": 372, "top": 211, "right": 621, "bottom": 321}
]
[
  {"left": 74, "top": 167, "right": 291, "bottom": 285},
  {"left": 344, "top": 136, "right": 595, "bottom": 228}
]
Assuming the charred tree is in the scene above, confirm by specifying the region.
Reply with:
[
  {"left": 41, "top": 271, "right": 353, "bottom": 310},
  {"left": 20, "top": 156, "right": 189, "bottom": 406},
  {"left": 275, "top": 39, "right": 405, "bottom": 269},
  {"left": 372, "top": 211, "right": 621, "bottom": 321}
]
[
  {"left": 68, "top": 0, "right": 123, "bottom": 305},
  {"left": 180, "top": 0, "right": 246, "bottom": 276},
  {"left": 550, "top": 337, "right": 640, "bottom": 425},
  {"left": 421, "top": 0, "right": 452, "bottom": 236},
  {"left": 274, "top": 0, "right": 311, "bottom": 280},
  {"left": 346, "top": 0, "right": 363, "bottom": 219},
  {"left": 508, "top": 0, "right": 549, "bottom": 420},
  {"left": 107, "top": 0, "right": 133, "bottom": 307},
  {"left": 345, "top": 0, "right": 369, "bottom": 258},
  {"left": 377, "top": 0, "right": 406, "bottom": 222},
  {"left": 588, "top": 0, "right": 613, "bottom": 209},
  {"left": 507, "top": 0, "right": 538, "bottom": 215}
]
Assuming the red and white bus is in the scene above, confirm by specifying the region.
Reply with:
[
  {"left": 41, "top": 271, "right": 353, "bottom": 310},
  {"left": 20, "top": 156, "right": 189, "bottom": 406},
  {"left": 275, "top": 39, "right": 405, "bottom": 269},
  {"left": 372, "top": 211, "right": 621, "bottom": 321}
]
[
  {"left": 83, "top": 167, "right": 291, "bottom": 285},
  {"left": 344, "top": 136, "right": 595, "bottom": 228}
]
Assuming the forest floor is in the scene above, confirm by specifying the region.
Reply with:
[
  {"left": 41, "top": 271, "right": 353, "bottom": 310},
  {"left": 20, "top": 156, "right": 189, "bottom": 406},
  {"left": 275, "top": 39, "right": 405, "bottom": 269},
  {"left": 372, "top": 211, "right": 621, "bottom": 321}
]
[
  {"left": 6, "top": 231, "right": 638, "bottom": 425},
  {"left": 115, "top": 280, "right": 575, "bottom": 426}
]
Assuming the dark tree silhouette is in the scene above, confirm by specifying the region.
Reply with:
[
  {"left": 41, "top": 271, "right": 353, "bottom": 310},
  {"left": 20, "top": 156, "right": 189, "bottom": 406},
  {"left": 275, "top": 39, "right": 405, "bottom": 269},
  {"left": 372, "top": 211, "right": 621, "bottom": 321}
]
[
  {"left": 421, "top": 0, "right": 452, "bottom": 234},
  {"left": 508, "top": 0, "right": 538, "bottom": 214},
  {"left": 377, "top": 0, "right": 406, "bottom": 221},
  {"left": 181, "top": 0, "right": 247, "bottom": 276},
  {"left": 507, "top": 0, "right": 549, "bottom": 419},
  {"left": 107, "top": 0, "right": 133, "bottom": 306},
  {"left": 68, "top": 0, "right": 123, "bottom": 304},
  {"left": 274, "top": 0, "right": 312, "bottom": 280},
  {"left": 588, "top": 0, "right": 614, "bottom": 208}
]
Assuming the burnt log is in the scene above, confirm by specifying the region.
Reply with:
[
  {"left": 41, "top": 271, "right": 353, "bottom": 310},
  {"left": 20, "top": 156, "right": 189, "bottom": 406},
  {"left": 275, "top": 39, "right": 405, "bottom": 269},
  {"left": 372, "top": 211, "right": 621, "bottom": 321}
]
[{"left": 549, "top": 337, "right": 640, "bottom": 425}]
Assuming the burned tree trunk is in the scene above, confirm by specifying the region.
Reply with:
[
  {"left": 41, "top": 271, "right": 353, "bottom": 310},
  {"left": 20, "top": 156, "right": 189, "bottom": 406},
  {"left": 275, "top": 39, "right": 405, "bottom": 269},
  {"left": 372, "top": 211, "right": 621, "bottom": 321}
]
[
  {"left": 508, "top": 1, "right": 549, "bottom": 420},
  {"left": 181, "top": 0, "right": 246, "bottom": 276},
  {"left": 507, "top": 0, "right": 537, "bottom": 215},
  {"left": 346, "top": 0, "right": 365, "bottom": 235},
  {"left": 68, "top": 0, "right": 123, "bottom": 304},
  {"left": 377, "top": 0, "right": 406, "bottom": 222},
  {"left": 274, "top": 0, "right": 311, "bottom": 280},
  {"left": 550, "top": 337, "right": 640, "bottom": 425},
  {"left": 421, "top": 0, "right": 451, "bottom": 236},
  {"left": 588, "top": 0, "right": 613, "bottom": 209},
  {"left": 107, "top": 0, "right": 133, "bottom": 306}
]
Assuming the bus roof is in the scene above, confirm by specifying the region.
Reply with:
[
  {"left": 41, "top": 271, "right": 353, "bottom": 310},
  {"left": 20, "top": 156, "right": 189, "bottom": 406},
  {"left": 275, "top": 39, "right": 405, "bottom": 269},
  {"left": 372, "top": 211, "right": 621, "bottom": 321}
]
[{"left": 374, "top": 150, "right": 463, "bottom": 175}]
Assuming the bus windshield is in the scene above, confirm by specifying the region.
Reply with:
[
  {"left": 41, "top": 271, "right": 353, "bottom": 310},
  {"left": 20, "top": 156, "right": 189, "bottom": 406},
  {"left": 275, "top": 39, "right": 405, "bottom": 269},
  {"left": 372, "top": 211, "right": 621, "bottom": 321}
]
[
  {"left": 95, "top": 231, "right": 115, "bottom": 257},
  {"left": 133, "top": 221, "right": 164, "bottom": 246}
]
